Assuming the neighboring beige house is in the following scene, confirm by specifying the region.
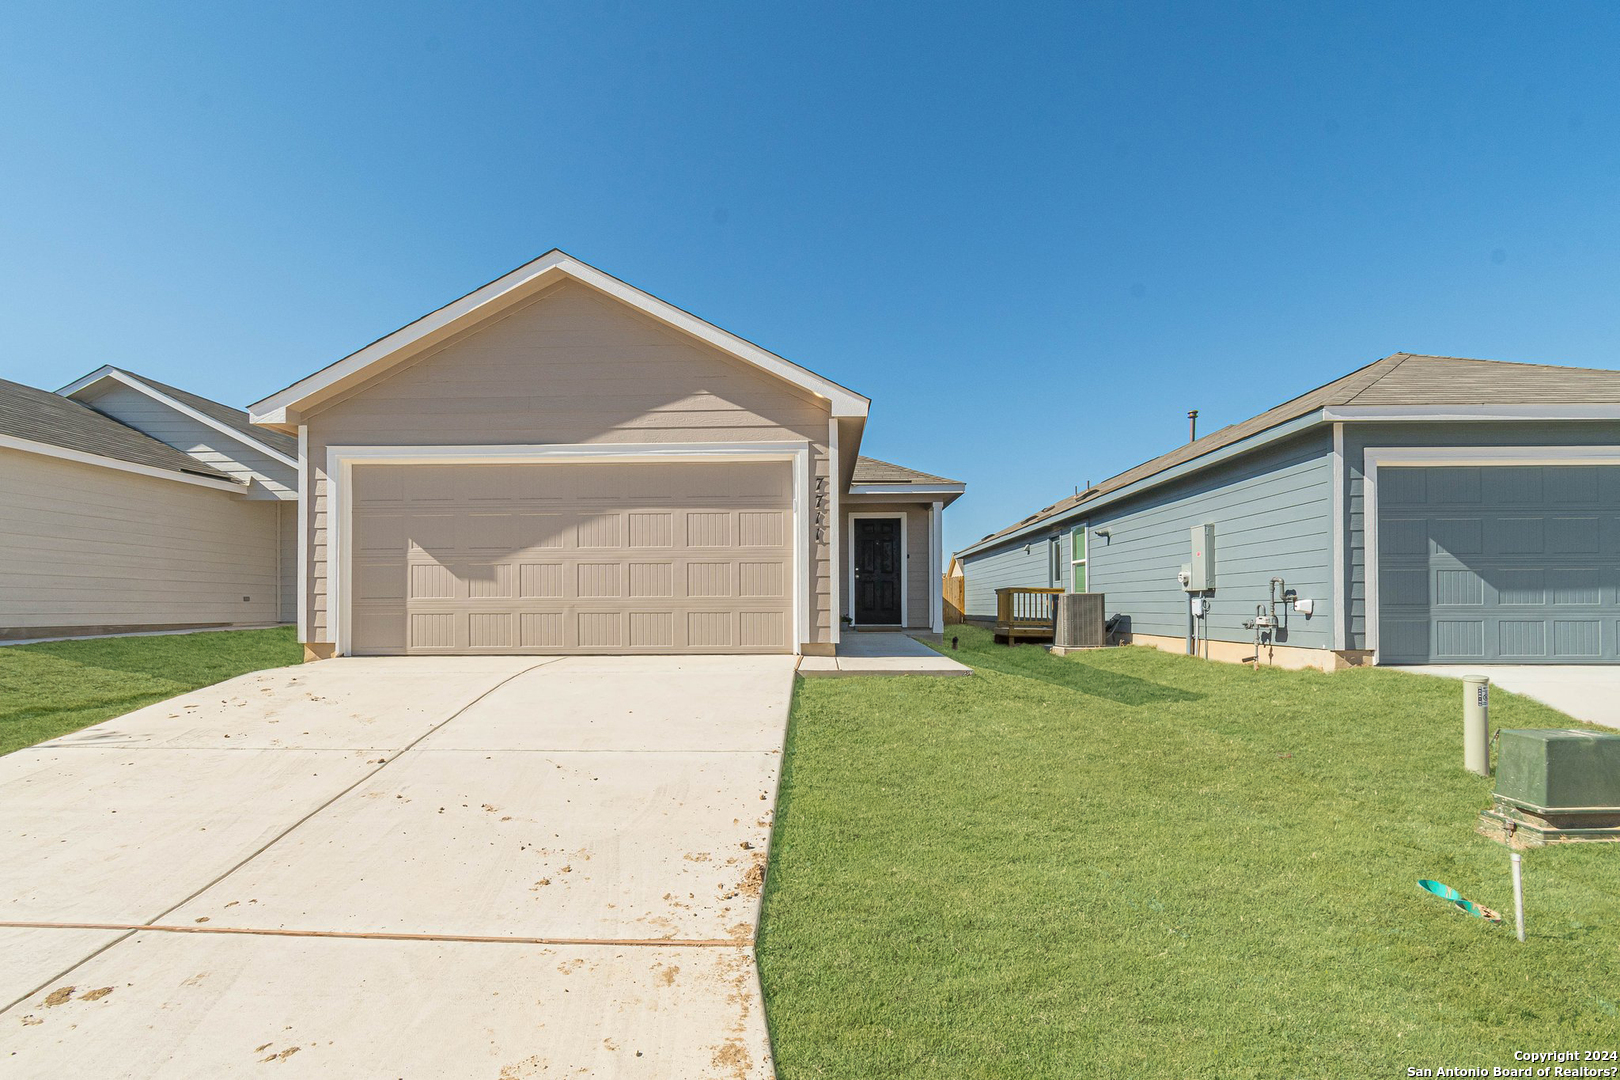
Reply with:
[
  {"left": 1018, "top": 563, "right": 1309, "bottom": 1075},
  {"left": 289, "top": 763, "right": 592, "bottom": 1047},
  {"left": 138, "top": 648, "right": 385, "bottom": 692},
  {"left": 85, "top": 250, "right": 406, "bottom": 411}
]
[
  {"left": 0, "top": 372, "right": 297, "bottom": 640},
  {"left": 249, "top": 250, "right": 964, "bottom": 658}
]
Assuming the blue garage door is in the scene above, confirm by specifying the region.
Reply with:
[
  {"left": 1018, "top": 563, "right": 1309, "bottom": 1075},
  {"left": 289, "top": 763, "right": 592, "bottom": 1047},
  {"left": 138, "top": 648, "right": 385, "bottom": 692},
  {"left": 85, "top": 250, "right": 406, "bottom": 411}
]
[{"left": 1378, "top": 465, "right": 1620, "bottom": 664}]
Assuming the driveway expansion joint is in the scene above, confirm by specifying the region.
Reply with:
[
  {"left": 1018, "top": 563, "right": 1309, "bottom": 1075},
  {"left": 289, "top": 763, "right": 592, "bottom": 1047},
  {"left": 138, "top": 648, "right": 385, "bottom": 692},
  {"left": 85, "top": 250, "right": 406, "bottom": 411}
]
[{"left": 0, "top": 920, "right": 751, "bottom": 948}]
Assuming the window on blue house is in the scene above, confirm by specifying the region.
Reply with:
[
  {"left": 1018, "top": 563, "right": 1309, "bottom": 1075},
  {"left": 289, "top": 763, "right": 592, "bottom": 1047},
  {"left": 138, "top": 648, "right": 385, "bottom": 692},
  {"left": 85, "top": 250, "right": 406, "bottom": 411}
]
[{"left": 1070, "top": 526, "right": 1087, "bottom": 592}]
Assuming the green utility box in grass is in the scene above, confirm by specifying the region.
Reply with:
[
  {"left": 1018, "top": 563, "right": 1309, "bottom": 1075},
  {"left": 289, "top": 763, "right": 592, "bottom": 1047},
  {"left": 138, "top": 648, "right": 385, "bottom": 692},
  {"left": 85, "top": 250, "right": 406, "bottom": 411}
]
[{"left": 1480, "top": 729, "right": 1620, "bottom": 846}]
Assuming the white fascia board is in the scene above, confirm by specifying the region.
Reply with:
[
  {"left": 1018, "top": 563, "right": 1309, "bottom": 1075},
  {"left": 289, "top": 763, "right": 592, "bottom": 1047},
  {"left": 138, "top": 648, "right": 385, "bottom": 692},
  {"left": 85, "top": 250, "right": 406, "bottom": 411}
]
[
  {"left": 61, "top": 368, "right": 300, "bottom": 469},
  {"left": 955, "top": 409, "right": 1330, "bottom": 559},
  {"left": 1324, "top": 404, "right": 1620, "bottom": 421},
  {"left": 250, "top": 251, "right": 870, "bottom": 422},
  {"left": 848, "top": 482, "right": 965, "bottom": 496},
  {"left": 0, "top": 433, "right": 248, "bottom": 493}
]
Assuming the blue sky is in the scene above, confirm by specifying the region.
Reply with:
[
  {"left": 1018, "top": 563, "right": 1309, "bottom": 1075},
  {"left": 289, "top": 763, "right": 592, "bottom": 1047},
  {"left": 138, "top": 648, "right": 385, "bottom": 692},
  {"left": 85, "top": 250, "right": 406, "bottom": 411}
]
[{"left": 4, "top": 2, "right": 1619, "bottom": 558}]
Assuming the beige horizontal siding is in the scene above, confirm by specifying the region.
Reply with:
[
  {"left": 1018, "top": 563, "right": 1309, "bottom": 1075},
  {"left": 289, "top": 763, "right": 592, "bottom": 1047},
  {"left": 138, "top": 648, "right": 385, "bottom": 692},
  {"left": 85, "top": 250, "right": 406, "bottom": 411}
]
[
  {"left": 303, "top": 279, "right": 834, "bottom": 646},
  {"left": 0, "top": 448, "right": 280, "bottom": 630}
]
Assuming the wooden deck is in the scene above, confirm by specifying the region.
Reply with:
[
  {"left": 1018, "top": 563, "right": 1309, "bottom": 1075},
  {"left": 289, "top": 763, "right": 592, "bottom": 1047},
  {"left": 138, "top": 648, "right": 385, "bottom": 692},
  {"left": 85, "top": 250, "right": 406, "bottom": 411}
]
[{"left": 994, "top": 586, "right": 1062, "bottom": 643}]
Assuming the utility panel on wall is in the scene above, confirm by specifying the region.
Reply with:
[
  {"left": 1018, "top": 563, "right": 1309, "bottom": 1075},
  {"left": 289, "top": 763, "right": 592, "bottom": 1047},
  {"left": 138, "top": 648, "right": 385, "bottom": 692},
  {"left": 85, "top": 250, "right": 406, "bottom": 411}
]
[{"left": 1188, "top": 524, "right": 1215, "bottom": 591}]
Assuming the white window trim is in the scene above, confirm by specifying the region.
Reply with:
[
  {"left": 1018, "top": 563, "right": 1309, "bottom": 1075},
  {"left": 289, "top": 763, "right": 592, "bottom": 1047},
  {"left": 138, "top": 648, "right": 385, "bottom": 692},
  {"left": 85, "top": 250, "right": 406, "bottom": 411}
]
[
  {"left": 1362, "top": 445, "right": 1620, "bottom": 664},
  {"left": 847, "top": 511, "right": 908, "bottom": 628},
  {"left": 323, "top": 441, "right": 812, "bottom": 657},
  {"left": 1069, "top": 524, "right": 1088, "bottom": 593},
  {"left": 0, "top": 432, "right": 247, "bottom": 493}
]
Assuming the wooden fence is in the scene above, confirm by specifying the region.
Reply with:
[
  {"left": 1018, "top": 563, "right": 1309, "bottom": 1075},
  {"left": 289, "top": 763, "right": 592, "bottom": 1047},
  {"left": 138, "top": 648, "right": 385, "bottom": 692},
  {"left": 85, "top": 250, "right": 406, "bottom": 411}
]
[{"left": 942, "top": 573, "right": 965, "bottom": 625}]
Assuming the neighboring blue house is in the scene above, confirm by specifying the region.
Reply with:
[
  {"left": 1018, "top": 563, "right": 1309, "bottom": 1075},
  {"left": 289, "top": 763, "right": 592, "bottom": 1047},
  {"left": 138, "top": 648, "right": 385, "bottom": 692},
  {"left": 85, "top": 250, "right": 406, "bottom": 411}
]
[{"left": 956, "top": 353, "right": 1620, "bottom": 670}]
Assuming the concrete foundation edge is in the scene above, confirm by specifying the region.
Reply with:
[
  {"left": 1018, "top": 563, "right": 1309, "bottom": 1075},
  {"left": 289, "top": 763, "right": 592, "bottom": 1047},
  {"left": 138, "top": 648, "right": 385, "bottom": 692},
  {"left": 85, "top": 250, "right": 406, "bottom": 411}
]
[{"left": 1122, "top": 632, "right": 1372, "bottom": 673}]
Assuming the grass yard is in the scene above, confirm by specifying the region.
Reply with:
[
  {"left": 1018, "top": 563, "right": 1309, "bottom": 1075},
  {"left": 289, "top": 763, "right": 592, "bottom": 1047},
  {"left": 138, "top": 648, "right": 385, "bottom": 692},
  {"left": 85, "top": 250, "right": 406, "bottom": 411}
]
[
  {"left": 0, "top": 627, "right": 302, "bottom": 755},
  {"left": 758, "top": 626, "right": 1620, "bottom": 1078}
]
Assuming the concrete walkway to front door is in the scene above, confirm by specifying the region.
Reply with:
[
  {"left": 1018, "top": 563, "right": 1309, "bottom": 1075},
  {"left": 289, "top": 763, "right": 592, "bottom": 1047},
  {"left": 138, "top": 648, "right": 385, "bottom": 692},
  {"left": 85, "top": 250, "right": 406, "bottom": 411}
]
[
  {"left": 0, "top": 654, "right": 793, "bottom": 1078},
  {"left": 1388, "top": 664, "right": 1620, "bottom": 731}
]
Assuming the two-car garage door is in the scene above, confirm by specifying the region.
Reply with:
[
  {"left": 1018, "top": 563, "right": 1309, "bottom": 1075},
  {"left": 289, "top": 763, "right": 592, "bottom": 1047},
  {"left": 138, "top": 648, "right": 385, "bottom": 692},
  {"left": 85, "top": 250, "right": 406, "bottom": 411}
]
[
  {"left": 1378, "top": 465, "right": 1620, "bottom": 663},
  {"left": 347, "top": 461, "right": 794, "bottom": 655}
]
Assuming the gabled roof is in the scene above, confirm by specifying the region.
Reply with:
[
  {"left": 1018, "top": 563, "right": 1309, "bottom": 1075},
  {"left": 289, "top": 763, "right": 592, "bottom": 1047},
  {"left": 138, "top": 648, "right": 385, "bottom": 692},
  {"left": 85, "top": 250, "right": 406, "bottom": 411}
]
[
  {"left": 0, "top": 377, "right": 238, "bottom": 487},
  {"left": 851, "top": 456, "right": 962, "bottom": 486},
  {"left": 249, "top": 249, "right": 871, "bottom": 426},
  {"left": 959, "top": 352, "right": 1620, "bottom": 556},
  {"left": 59, "top": 366, "right": 299, "bottom": 465}
]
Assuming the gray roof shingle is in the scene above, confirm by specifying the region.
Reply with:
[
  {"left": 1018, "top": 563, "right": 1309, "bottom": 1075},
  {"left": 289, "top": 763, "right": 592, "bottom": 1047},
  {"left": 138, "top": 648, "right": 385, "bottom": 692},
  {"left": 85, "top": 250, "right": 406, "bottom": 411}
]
[
  {"left": 0, "top": 377, "right": 235, "bottom": 481},
  {"left": 964, "top": 353, "right": 1620, "bottom": 552},
  {"left": 851, "top": 456, "right": 962, "bottom": 485}
]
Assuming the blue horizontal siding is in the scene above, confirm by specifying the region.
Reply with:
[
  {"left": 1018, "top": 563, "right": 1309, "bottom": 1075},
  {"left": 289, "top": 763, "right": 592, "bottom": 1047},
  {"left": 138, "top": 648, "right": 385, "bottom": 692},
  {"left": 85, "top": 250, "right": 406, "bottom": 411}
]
[
  {"left": 1342, "top": 420, "right": 1620, "bottom": 651},
  {"left": 960, "top": 535, "right": 1060, "bottom": 617},
  {"left": 1088, "top": 431, "right": 1335, "bottom": 648}
]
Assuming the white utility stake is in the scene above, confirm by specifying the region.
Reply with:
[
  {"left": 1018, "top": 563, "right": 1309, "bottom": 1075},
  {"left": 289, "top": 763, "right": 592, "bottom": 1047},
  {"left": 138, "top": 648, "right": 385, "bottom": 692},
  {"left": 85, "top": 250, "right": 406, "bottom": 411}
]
[
  {"left": 1511, "top": 852, "right": 1525, "bottom": 943},
  {"left": 1463, "top": 676, "right": 1490, "bottom": 777}
]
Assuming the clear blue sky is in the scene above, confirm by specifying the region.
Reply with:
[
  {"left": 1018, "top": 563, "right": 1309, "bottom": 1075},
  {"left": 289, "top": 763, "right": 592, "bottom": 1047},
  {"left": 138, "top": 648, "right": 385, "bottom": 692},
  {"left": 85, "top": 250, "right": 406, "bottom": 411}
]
[{"left": 4, "top": 2, "right": 1619, "bottom": 559}]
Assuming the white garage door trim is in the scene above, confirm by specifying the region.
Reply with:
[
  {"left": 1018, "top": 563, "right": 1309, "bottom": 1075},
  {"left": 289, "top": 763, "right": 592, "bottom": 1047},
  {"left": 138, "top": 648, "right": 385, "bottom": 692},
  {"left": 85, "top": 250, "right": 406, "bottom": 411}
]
[
  {"left": 1364, "top": 445, "right": 1620, "bottom": 663},
  {"left": 325, "top": 441, "right": 812, "bottom": 657}
]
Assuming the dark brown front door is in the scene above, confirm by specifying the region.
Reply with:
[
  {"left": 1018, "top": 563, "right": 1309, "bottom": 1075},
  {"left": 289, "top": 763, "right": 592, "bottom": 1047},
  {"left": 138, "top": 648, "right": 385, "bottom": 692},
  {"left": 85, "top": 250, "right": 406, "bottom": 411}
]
[{"left": 853, "top": 517, "right": 903, "bottom": 624}]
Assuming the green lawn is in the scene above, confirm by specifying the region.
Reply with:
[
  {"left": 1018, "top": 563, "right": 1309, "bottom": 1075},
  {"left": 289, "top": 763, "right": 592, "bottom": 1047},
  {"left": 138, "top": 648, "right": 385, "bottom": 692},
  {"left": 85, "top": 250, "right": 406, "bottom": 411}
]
[
  {"left": 758, "top": 626, "right": 1620, "bottom": 1078},
  {"left": 0, "top": 627, "right": 302, "bottom": 756}
]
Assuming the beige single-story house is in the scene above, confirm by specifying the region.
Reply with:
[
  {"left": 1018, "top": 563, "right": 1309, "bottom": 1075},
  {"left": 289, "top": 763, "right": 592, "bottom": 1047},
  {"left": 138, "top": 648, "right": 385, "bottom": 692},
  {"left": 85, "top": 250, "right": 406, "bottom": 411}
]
[
  {"left": 248, "top": 250, "right": 963, "bottom": 658},
  {"left": 0, "top": 370, "right": 298, "bottom": 639}
]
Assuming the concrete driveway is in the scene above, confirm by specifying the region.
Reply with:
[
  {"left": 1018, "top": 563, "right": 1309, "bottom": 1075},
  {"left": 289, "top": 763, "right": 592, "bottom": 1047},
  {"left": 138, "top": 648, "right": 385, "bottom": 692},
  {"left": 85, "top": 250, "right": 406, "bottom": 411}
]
[
  {"left": 1388, "top": 665, "right": 1620, "bottom": 730},
  {"left": 0, "top": 654, "right": 793, "bottom": 1078}
]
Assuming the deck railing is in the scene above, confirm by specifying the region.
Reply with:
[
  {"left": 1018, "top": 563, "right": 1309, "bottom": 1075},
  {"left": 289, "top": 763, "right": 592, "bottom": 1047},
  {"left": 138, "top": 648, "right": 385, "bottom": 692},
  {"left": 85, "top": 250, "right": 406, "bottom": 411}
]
[{"left": 994, "top": 586, "right": 1064, "bottom": 642}]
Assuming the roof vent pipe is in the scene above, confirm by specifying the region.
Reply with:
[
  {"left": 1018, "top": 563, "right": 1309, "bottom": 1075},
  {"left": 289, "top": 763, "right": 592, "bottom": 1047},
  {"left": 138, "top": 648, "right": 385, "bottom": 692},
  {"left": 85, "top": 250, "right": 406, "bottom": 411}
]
[{"left": 1188, "top": 410, "right": 1199, "bottom": 443}]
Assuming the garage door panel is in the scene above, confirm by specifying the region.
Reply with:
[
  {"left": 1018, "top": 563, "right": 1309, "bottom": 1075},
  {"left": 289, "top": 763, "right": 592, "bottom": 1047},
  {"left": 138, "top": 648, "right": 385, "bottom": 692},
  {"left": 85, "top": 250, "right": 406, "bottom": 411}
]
[
  {"left": 628, "top": 562, "right": 673, "bottom": 598},
  {"left": 518, "top": 562, "right": 566, "bottom": 598},
  {"left": 1379, "top": 465, "right": 1620, "bottom": 664},
  {"left": 351, "top": 462, "right": 793, "bottom": 655},
  {"left": 463, "top": 563, "right": 514, "bottom": 599},
  {"left": 1548, "top": 518, "right": 1601, "bottom": 554},
  {"left": 685, "top": 512, "right": 731, "bottom": 547},
  {"left": 1499, "top": 620, "right": 1547, "bottom": 658},
  {"left": 628, "top": 512, "right": 674, "bottom": 548},
  {"left": 520, "top": 612, "right": 565, "bottom": 648},
  {"left": 1547, "top": 466, "right": 1599, "bottom": 503},
  {"left": 406, "top": 515, "right": 458, "bottom": 553},
  {"left": 1493, "top": 568, "right": 1545, "bottom": 605},
  {"left": 1487, "top": 517, "right": 1545, "bottom": 554},
  {"left": 1554, "top": 620, "right": 1603, "bottom": 657},
  {"left": 458, "top": 513, "right": 516, "bottom": 552},
  {"left": 1483, "top": 467, "right": 1541, "bottom": 502}
]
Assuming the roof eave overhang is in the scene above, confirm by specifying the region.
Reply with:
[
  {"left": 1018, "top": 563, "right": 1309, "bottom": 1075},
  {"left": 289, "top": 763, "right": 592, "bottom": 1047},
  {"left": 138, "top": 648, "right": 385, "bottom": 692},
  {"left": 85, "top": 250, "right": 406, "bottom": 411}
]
[
  {"left": 60, "top": 366, "right": 299, "bottom": 468},
  {"left": 1323, "top": 404, "right": 1620, "bottom": 421},
  {"left": 956, "top": 408, "right": 1331, "bottom": 559},
  {"left": 0, "top": 433, "right": 248, "bottom": 493},
  {"left": 848, "top": 482, "right": 964, "bottom": 507},
  {"left": 248, "top": 251, "right": 871, "bottom": 427}
]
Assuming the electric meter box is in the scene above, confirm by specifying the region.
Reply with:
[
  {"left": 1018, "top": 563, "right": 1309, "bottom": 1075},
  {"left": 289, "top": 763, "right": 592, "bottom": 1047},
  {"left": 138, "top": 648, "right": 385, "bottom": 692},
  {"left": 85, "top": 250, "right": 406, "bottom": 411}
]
[{"left": 1186, "top": 524, "right": 1215, "bottom": 591}]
